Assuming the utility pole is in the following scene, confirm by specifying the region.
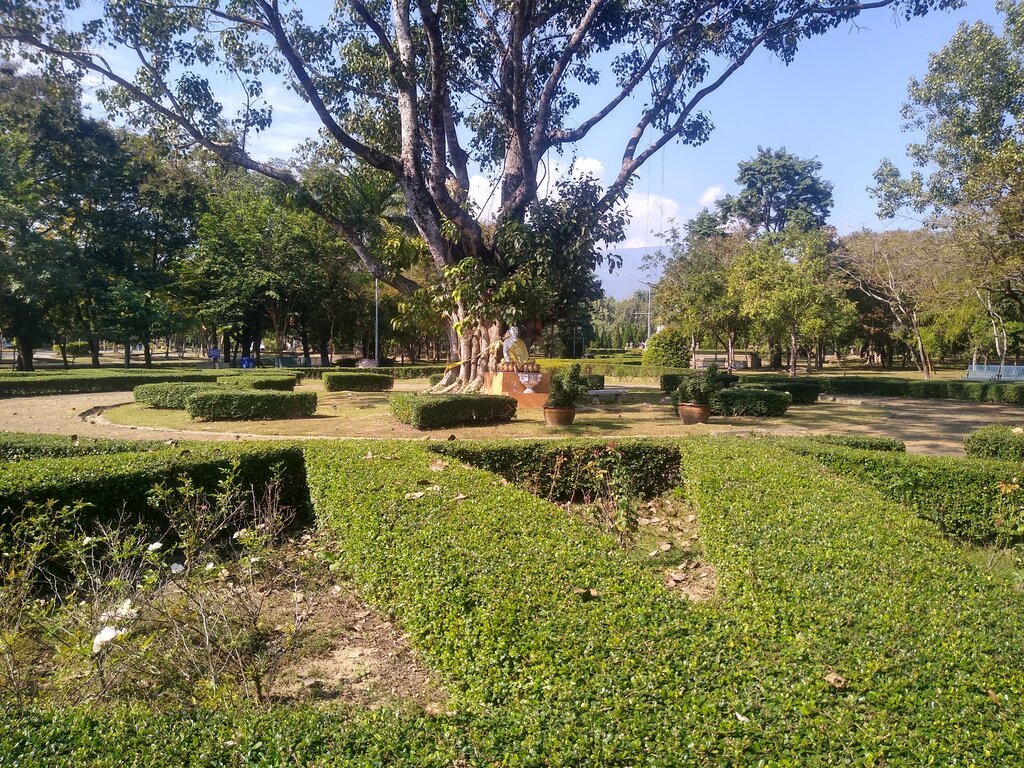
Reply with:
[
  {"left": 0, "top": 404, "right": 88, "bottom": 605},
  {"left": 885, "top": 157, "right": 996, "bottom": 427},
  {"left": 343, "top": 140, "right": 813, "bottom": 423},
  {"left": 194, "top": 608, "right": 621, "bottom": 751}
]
[
  {"left": 636, "top": 281, "right": 655, "bottom": 341},
  {"left": 374, "top": 278, "right": 380, "bottom": 363}
]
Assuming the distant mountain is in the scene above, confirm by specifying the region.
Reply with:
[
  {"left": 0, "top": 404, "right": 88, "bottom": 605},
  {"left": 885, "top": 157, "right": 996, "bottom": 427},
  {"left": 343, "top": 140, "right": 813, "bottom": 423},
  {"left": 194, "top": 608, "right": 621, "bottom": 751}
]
[{"left": 598, "top": 246, "right": 665, "bottom": 300}]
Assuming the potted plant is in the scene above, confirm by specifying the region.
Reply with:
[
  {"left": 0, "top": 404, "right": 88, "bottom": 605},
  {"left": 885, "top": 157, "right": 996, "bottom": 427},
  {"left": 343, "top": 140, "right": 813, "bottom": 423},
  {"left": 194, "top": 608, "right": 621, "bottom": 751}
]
[
  {"left": 544, "top": 363, "right": 587, "bottom": 426},
  {"left": 672, "top": 365, "right": 722, "bottom": 424}
]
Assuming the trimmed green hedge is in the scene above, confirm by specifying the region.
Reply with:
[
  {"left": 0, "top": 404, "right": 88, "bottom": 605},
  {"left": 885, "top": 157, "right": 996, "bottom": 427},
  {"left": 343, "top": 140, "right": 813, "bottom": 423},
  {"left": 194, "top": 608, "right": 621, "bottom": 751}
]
[
  {"left": 541, "top": 360, "right": 690, "bottom": 381},
  {"left": 303, "top": 438, "right": 1024, "bottom": 763},
  {"left": 820, "top": 376, "right": 1024, "bottom": 403},
  {"left": 185, "top": 391, "right": 318, "bottom": 421},
  {"left": 216, "top": 375, "right": 296, "bottom": 391},
  {"left": 0, "top": 442, "right": 308, "bottom": 534},
  {"left": 322, "top": 372, "right": 395, "bottom": 392},
  {"left": 388, "top": 393, "right": 516, "bottom": 429},
  {"left": 803, "top": 433, "right": 906, "bottom": 452},
  {"left": 963, "top": 425, "right": 1024, "bottom": 461},
  {"left": 430, "top": 438, "right": 682, "bottom": 501},
  {"left": 0, "top": 370, "right": 231, "bottom": 398},
  {"left": 133, "top": 382, "right": 218, "bottom": 409},
  {"left": 787, "top": 439, "right": 1024, "bottom": 543},
  {"left": 742, "top": 378, "right": 821, "bottom": 405},
  {"left": 0, "top": 432, "right": 167, "bottom": 462},
  {"left": 712, "top": 387, "right": 791, "bottom": 417}
]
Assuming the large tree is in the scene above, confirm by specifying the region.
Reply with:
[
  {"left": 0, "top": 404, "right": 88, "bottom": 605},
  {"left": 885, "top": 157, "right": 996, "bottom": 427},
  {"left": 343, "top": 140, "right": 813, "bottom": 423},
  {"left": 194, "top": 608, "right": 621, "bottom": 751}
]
[
  {"left": 1, "top": 0, "right": 955, "bottom": 385},
  {"left": 717, "top": 146, "right": 834, "bottom": 232}
]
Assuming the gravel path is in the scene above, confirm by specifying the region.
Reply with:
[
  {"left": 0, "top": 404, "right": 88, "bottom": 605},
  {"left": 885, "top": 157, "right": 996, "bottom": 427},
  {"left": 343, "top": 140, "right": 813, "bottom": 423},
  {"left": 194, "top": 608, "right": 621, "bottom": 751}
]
[{"left": 0, "top": 391, "right": 1022, "bottom": 455}]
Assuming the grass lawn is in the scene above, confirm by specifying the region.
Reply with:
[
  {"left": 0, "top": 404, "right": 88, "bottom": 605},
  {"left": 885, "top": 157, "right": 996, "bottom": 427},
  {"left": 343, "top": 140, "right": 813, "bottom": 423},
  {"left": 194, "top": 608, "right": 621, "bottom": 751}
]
[{"left": 101, "top": 376, "right": 888, "bottom": 439}]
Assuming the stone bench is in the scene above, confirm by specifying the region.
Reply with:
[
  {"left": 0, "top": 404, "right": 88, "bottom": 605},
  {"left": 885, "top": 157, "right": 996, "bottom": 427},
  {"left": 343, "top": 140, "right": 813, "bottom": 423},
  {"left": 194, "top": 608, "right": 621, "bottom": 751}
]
[{"left": 586, "top": 388, "right": 628, "bottom": 404}]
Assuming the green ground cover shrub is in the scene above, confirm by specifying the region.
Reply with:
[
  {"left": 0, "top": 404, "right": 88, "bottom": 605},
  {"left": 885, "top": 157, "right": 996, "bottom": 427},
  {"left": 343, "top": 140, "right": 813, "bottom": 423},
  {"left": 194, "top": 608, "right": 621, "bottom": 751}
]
[
  {"left": 712, "top": 387, "right": 792, "bottom": 417},
  {"left": 303, "top": 437, "right": 1024, "bottom": 764},
  {"left": 431, "top": 438, "right": 682, "bottom": 500},
  {"left": 1, "top": 699, "right": 452, "bottom": 767},
  {"left": 388, "top": 393, "right": 516, "bottom": 429},
  {"left": 0, "top": 370, "right": 230, "bottom": 398},
  {"left": 0, "top": 432, "right": 168, "bottom": 462},
  {"left": 133, "top": 382, "right": 218, "bottom": 408},
  {"left": 185, "top": 391, "right": 317, "bottom": 421},
  {"left": 216, "top": 375, "right": 296, "bottom": 391},
  {"left": 428, "top": 373, "right": 444, "bottom": 386},
  {"left": 963, "top": 425, "right": 1024, "bottom": 461},
  {"left": 0, "top": 442, "right": 308, "bottom": 535},
  {"left": 322, "top": 372, "right": 394, "bottom": 392},
  {"left": 787, "top": 439, "right": 1024, "bottom": 544}
]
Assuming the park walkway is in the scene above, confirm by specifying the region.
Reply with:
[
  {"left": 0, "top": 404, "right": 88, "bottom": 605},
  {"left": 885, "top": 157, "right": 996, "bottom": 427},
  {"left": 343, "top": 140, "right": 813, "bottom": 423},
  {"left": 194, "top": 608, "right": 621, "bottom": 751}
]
[{"left": 0, "top": 391, "right": 1022, "bottom": 455}]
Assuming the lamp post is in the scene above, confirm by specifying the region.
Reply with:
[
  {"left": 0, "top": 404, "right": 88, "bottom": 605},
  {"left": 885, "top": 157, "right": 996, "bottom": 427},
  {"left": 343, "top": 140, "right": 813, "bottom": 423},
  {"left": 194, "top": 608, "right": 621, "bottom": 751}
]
[{"left": 637, "top": 281, "right": 655, "bottom": 342}]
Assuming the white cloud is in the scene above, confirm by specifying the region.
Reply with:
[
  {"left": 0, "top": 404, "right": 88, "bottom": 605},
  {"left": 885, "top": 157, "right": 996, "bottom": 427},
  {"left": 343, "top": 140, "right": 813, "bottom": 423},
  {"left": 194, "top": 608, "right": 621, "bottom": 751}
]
[
  {"left": 619, "top": 191, "right": 680, "bottom": 248},
  {"left": 572, "top": 156, "right": 605, "bottom": 181},
  {"left": 698, "top": 184, "right": 724, "bottom": 208},
  {"left": 468, "top": 173, "right": 500, "bottom": 221}
]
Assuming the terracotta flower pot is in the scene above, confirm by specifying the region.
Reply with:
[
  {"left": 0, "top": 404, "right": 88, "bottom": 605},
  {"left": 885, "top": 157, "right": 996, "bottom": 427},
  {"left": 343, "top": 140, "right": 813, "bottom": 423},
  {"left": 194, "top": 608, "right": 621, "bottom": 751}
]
[
  {"left": 543, "top": 406, "right": 577, "bottom": 426},
  {"left": 676, "top": 403, "right": 711, "bottom": 425}
]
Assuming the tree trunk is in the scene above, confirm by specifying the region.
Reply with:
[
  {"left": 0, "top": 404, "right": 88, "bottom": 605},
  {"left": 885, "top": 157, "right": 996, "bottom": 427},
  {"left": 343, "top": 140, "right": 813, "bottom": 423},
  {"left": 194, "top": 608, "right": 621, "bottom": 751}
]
[
  {"left": 143, "top": 338, "right": 153, "bottom": 367},
  {"left": 58, "top": 340, "right": 69, "bottom": 369},
  {"left": 14, "top": 335, "right": 33, "bottom": 371},
  {"left": 789, "top": 331, "right": 798, "bottom": 378},
  {"left": 318, "top": 333, "right": 331, "bottom": 367},
  {"left": 123, "top": 343, "right": 131, "bottom": 369},
  {"left": 89, "top": 337, "right": 101, "bottom": 367},
  {"left": 770, "top": 342, "right": 783, "bottom": 370},
  {"left": 726, "top": 332, "right": 735, "bottom": 371},
  {"left": 299, "top": 317, "right": 312, "bottom": 367}
]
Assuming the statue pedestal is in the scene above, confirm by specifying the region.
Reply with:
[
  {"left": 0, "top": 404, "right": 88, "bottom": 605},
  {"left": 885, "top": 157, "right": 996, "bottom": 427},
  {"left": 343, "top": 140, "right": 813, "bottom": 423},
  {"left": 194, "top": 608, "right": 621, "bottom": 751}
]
[{"left": 482, "top": 371, "right": 550, "bottom": 409}]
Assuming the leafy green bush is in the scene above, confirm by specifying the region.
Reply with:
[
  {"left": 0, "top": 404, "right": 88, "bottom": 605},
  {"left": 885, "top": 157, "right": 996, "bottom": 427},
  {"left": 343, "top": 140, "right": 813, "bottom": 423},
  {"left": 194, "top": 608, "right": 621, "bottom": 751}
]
[
  {"left": 134, "top": 382, "right": 219, "bottom": 409},
  {"left": 428, "top": 373, "right": 445, "bottom": 386},
  {"left": 322, "top": 372, "right": 395, "bottom": 392},
  {"left": 388, "top": 393, "right": 516, "bottom": 429},
  {"left": 0, "top": 370, "right": 229, "bottom": 398},
  {"left": 544, "top": 363, "right": 587, "bottom": 408},
  {"left": 0, "top": 432, "right": 168, "bottom": 462},
  {"left": 712, "top": 387, "right": 791, "bottom": 417},
  {"left": 431, "top": 438, "right": 682, "bottom": 501},
  {"left": 216, "top": 375, "right": 296, "bottom": 391},
  {"left": 660, "top": 370, "right": 739, "bottom": 393},
  {"left": 641, "top": 327, "right": 690, "bottom": 368},
  {"left": 786, "top": 440, "right": 1024, "bottom": 543},
  {"left": 963, "top": 425, "right": 1024, "bottom": 461},
  {"left": 51, "top": 341, "right": 91, "bottom": 359},
  {"left": 0, "top": 443, "right": 308, "bottom": 535},
  {"left": 185, "top": 391, "right": 318, "bottom": 421},
  {"left": 671, "top": 365, "right": 722, "bottom": 407}
]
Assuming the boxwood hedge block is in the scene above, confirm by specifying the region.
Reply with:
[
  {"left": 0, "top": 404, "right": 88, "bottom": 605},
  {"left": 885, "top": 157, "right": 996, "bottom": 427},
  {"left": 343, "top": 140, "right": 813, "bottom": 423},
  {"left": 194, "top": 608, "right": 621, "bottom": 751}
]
[
  {"left": 185, "top": 390, "right": 317, "bottom": 421},
  {"left": 786, "top": 439, "right": 1024, "bottom": 543},
  {"left": 803, "top": 433, "right": 905, "bottom": 452},
  {"left": 963, "top": 425, "right": 1024, "bottom": 461},
  {"left": 820, "top": 376, "right": 1024, "bottom": 403},
  {"left": 322, "top": 372, "right": 394, "bottom": 392},
  {"left": 430, "top": 438, "right": 681, "bottom": 500},
  {"left": 216, "top": 375, "right": 296, "bottom": 391},
  {"left": 133, "top": 382, "right": 218, "bottom": 409},
  {"left": 660, "top": 370, "right": 739, "bottom": 393},
  {"left": 0, "top": 442, "right": 308, "bottom": 535},
  {"left": 0, "top": 432, "right": 167, "bottom": 462},
  {"left": 712, "top": 387, "right": 792, "bottom": 416},
  {"left": 388, "top": 393, "right": 516, "bottom": 429},
  {"left": 0, "top": 370, "right": 226, "bottom": 398}
]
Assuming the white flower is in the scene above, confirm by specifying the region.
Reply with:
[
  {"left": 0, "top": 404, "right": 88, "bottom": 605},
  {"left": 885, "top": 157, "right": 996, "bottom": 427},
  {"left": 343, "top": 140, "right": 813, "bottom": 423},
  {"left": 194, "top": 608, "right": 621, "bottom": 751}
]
[
  {"left": 170, "top": 563, "right": 184, "bottom": 575},
  {"left": 205, "top": 562, "right": 215, "bottom": 571},
  {"left": 232, "top": 528, "right": 248, "bottom": 540},
  {"left": 147, "top": 542, "right": 163, "bottom": 552},
  {"left": 100, "top": 599, "right": 137, "bottom": 622},
  {"left": 1014, "top": 427, "right": 1024, "bottom": 435},
  {"left": 82, "top": 536, "right": 95, "bottom": 546},
  {"left": 92, "top": 626, "right": 124, "bottom": 654}
]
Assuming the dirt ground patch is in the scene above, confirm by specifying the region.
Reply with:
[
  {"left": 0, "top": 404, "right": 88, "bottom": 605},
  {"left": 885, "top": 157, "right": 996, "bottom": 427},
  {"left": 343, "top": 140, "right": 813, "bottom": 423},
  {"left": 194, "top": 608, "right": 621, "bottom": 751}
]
[
  {"left": 638, "top": 495, "right": 718, "bottom": 603},
  {"left": 274, "top": 575, "right": 446, "bottom": 711}
]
